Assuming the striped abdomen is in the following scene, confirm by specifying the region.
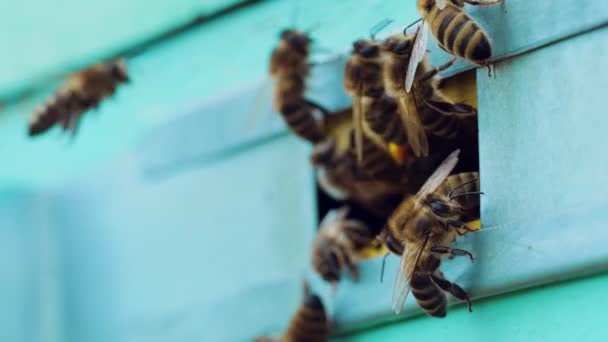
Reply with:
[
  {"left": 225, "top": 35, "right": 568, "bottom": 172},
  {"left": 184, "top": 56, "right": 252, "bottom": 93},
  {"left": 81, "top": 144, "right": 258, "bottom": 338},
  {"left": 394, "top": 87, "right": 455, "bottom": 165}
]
[
  {"left": 411, "top": 256, "right": 447, "bottom": 317},
  {"left": 280, "top": 101, "right": 324, "bottom": 143},
  {"left": 436, "top": 172, "right": 480, "bottom": 216},
  {"left": 417, "top": 91, "right": 462, "bottom": 140},
  {"left": 364, "top": 95, "right": 407, "bottom": 144},
  {"left": 284, "top": 294, "right": 329, "bottom": 342},
  {"left": 29, "top": 90, "right": 92, "bottom": 136},
  {"left": 425, "top": 4, "right": 492, "bottom": 63}
]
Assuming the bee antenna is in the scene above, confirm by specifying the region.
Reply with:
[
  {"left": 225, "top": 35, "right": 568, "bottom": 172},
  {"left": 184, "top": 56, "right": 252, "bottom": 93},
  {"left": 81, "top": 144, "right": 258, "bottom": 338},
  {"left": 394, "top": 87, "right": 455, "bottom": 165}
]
[
  {"left": 380, "top": 252, "right": 390, "bottom": 283},
  {"left": 370, "top": 18, "right": 394, "bottom": 40},
  {"left": 450, "top": 191, "right": 485, "bottom": 201},
  {"left": 447, "top": 178, "right": 480, "bottom": 198},
  {"left": 403, "top": 18, "right": 423, "bottom": 35}
]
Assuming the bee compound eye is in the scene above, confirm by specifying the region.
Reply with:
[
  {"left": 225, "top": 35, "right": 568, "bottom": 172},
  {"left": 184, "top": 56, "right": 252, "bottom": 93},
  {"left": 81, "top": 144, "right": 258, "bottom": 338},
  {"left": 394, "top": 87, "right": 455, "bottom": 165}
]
[{"left": 430, "top": 201, "right": 451, "bottom": 216}]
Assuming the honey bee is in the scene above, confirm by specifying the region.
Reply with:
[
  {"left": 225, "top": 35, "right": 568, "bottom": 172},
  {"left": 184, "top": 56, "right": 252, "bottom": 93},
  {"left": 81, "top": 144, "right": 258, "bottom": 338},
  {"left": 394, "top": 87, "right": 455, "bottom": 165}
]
[
  {"left": 255, "top": 281, "right": 329, "bottom": 342},
  {"left": 310, "top": 135, "right": 406, "bottom": 218},
  {"left": 312, "top": 206, "right": 379, "bottom": 284},
  {"left": 382, "top": 33, "right": 477, "bottom": 145},
  {"left": 344, "top": 19, "right": 394, "bottom": 164},
  {"left": 28, "top": 59, "right": 129, "bottom": 137},
  {"left": 405, "top": 0, "right": 504, "bottom": 92},
  {"left": 384, "top": 150, "right": 482, "bottom": 317},
  {"left": 269, "top": 29, "right": 329, "bottom": 143}
]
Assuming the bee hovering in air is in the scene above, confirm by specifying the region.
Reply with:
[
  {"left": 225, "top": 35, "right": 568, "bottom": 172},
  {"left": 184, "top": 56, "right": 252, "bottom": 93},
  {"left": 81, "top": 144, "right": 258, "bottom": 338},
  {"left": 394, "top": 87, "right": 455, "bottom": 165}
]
[
  {"left": 407, "top": 0, "right": 504, "bottom": 88},
  {"left": 28, "top": 59, "right": 129, "bottom": 137},
  {"left": 344, "top": 19, "right": 394, "bottom": 165},
  {"left": 312, "top": 206, "right": 379, "bottom": 285},
  {"left": 382, "top": 33, "right": 477, "bottom": 149},
  {"left": 255, "top": 281, "right": 329, "bottom": 342},
  {"left": 384, "top": 150, "right": 482, "bottom": 317},
  {"left": 269, "top": 29, "right": 329, "bottom": 143}
]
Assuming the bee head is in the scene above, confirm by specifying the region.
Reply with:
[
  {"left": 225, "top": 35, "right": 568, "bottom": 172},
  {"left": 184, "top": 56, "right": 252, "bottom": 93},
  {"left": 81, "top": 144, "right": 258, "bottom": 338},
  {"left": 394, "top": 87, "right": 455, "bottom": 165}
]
[
  {"left": 383, "top": 35, "right": 414, "bottom": 57},
  {"left": 310, "top": 138, "right": 337, "bottom": 167},
  {"left": 353, "top": 39, "right": 380, "bottom": 58},
  {"left": 313, "top": 243, "right": 342, "bottom": 283},
  {"left": 109, "top": 59, "right": 129, "bottom": 83},
  {"left": 280, "top": 29, "right": 311, "bottom": 55}
]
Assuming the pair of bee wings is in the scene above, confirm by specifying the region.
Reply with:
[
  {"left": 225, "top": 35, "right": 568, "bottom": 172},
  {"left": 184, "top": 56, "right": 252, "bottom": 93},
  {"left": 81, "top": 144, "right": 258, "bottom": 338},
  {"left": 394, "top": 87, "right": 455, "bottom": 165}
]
[
  {"left": 405, "top": 0, "right": 449, "bottom": 92},
  {"left": 401, "top": 15, "right": 432, "bottom": 157},
  {"left": 392, "top": 149, "right": 460, "bottom": 314}
]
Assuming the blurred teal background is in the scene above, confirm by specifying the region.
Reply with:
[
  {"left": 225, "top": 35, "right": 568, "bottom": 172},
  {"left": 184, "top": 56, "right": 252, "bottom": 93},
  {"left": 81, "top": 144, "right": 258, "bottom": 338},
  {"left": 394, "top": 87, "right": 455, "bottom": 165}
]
[{"left": 1, "top": 1, "right": 608, "bottom": 341}]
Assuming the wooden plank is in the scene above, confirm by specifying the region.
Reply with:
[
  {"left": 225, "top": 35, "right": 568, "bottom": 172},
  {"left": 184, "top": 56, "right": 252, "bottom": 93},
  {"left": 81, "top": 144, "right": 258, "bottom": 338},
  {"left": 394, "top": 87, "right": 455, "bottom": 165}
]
[{"left": 49, "top": 136, "right": 316, "bottom": 342}]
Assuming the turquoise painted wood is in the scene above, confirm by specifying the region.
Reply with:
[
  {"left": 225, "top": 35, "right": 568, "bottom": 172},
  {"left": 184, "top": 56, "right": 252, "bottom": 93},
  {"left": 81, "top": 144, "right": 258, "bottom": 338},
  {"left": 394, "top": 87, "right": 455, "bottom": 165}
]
[
  {"left": 332, "top": 272, "right": 608, "bottom": 342},
  {"left": 1, "top": 1, "right": 608, "bottom": 342},
  {"left": 0, "top": 0, "right": 246, "bottom": 96},
  {"left": 48, "top": 136, "right": 316, "bottom": 342}
]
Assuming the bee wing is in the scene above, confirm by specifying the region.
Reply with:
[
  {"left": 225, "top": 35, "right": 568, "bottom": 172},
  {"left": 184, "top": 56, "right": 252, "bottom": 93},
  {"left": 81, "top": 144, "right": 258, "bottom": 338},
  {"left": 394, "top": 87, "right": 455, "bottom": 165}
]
[
  {"left": 353, "top": 95, "right": 364, "bottom": 165},
  {"left": 397, "top": 95, "right": 429, "bottom": 158},
  {"left": 405, "top": 20, "right": 428, "bottom": 93},
  {"left": 320, "top": 206, "right": 351, "bottom": 227},
  {"left": 392, "top": 235, "right": 430, "bottom": 314},
  {"left": 416, "top": 149, "right": 461, "bottom": 198},
  {"left": 436, "top": 0, "right": 448, "bottom": 10},
  {"left": 246, "top": 79, "right": 274, "bottom": 133}
]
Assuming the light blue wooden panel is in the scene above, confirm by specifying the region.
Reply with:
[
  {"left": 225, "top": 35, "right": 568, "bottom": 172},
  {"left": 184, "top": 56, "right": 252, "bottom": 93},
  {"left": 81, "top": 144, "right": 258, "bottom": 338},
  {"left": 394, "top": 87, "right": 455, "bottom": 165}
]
[
  {"left": 333, "top": 272, "right": 608, "bottom": 342},
  {"left": 310, "top": 19, "right": 608, "bottom": 335},
  {"left": 0, "top": 189, "right": 64, "bottom": 342},
  {"left": 45, "top": 135, "right": 315, "bottom": 342},
  {"left": 0, "top": 0, "right": 248, "bottom": 96}
]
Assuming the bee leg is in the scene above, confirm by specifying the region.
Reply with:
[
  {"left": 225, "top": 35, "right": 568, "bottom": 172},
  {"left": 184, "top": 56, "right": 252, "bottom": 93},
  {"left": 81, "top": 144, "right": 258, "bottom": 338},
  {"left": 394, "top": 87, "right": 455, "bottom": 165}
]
[
  {"left": 429, "top": 273, "right": 473, "bottom": 312},
  {"left": 463, "top": 0, "right": 504, "bottom": 6},
  {"left": 424, "top": 99, "right": 478, "bottom": 117},
  {"left": 344, "top": 254, "right": 360, "bottom": 281},
  {"left": 431, "top": 246, "right": 474, "bottom": 262},
  {"left": 420, "top": 57, "right": 457, "bottom": 82}
]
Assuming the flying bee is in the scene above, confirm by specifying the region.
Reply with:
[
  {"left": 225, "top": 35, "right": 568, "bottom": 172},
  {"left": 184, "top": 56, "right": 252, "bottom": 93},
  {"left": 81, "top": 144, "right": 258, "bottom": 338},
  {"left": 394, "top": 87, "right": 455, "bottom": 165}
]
[
  {"left": 255, "top": 281, "right": 329, "bottom": 342},
  {"left": 344, "top": 19, "right": 394, "bottom": 165},
  {"left": 312, "top": 206, "right": 379, "bottom": 285},
  {"left": 269, "top": 29, "right": 329, "bottom": 143},
  {"left": 405, "top": 0, "right": 504, "bottom": 92},
  {"left": 382, "top": 33, "right": 478, "bottom": 146},
  {"left": 28, "top": 59, "right": 129, "bottom": 137},
  {"left": 384, "top": 150, "right": 483, "bottom": 317}
]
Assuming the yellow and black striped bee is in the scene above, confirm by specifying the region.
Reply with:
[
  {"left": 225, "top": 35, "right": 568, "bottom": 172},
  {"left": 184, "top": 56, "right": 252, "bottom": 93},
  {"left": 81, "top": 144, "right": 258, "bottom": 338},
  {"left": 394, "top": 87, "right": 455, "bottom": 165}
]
[
  {"left": 383, "top": 150, "right": 482, "bottom": 317},
  {"left": 28, "top": 59, "right": 129, "bottom": 137},
  {"left": 405, "top": 0, "right": 503, "bottom": 88},
  {"left": 312, "top": 206, "right": 379, "bottom": 285},
  {"left": 255, "top": 281, "right": 329, "bottom": 342},
  {"left": 310, "top": 134, "right": 406, "bottom": 218},
  {"left": 269, "top": 29, "right": 328, "bottom": 143},
  {"left": 344, "top": 19, "right": 395, "bottom": 164},
  {"left": 382, "top": 34, "right": 477, "bottom": 147}
]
